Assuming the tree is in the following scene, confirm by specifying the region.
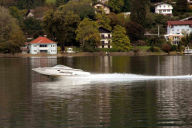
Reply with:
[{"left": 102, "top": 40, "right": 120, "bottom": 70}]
[
  {"left": 0, "top": 7, "right": 25, "bottom": 53},
  {"left": 9, "top": 6, "right": 25, "bottom": 25},
  {"left": 123, "top": 0, "right": 130, "bottom": 12},
  {"left": 58, "top": 0, "right": 95, "bottom": 19},
  {"left": 17, "top": 0, "right": 34, "bottom": 9},
  {"left": 126, "top": 21, "right": 144, "bottom": 42},
  {"left": 96, "top": 13, "right": 112, "bottom": 31},
  {"left": 175, "top": 0, "right": 188, "bottom": 14},
  {"left": 108, "top": 0, "right": 124, "bottom": 13},
  {"left": 23, "top": 17, "right": 44, "bottom": 38},
  {"left": 112, "top": 25, "right": 131, "bottom": 51},
  {"left": 109, "top": 13, "right": 130, "bottom": 28},
  {"left": 76, "top": 18, "right": 100, "bottom": 52},
  {"left": 130, "top": 0, "right": 149, "bottom": 26},
  {"left": 43, "top": 10, "right": 80, "bottom": 51},
  {"left": 56, "top": 0, "right": 69, "bottom": 7}
]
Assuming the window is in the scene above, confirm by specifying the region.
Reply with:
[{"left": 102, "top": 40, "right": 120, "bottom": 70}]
[{"left": 40, "top": 44, "right": 47, "bottom": 47}]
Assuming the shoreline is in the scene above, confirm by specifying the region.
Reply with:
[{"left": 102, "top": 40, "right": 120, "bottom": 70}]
[{"left": 0, "top": 51, "right": 183, "bottom": 58}]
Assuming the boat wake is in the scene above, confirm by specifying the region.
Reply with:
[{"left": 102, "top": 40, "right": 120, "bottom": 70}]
[{"left": 59, "top": 73, "right": 192, "bottom": 84}]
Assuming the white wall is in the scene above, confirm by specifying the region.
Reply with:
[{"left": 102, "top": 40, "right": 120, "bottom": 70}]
[
  {"left": 167, "top": 25, "right": 192, "bottom": 35},
  {"left": 99, "top": 33, "right": 112, "bottom": 48},
  {"left": 29, "top": 43, "right": 57, "bottom": 54},
  {"left": 155, "top": 3, "right": 173, "bottom": 15}
]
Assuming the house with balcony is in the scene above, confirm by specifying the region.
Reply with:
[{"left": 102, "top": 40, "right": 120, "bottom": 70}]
[
  {"left": 98, "top": 27, "right": 112, "bottom": 48},
  {"left": 154, "top": 2, "right": 173, "bottom": 15},
  {"left": 29, "top": 36, "right": 57, "bottom": 54},
  {"left": 164, "top": 20, "right": 192, "bottom": 45}
]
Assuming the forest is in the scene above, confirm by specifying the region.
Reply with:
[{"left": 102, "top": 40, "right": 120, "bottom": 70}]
[{"left": 0, "top": 0, "right": 191, "bottom": 53}]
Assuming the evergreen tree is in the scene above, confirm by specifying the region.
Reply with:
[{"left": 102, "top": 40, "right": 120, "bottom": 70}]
[
  {"left": 176, "top": 0, "right": 188, "bottom": 13},
  {"left": 112, "top": 25, "right": 131, "bottom": 51}
]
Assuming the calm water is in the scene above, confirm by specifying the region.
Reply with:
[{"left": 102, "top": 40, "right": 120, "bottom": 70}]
[{"left": 1, "top": 55, "right": 192, "bottom": 128}]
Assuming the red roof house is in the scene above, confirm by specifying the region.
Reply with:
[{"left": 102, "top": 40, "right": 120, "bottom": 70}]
[{"left": 30, "top": 36, "right": 56, "bottom": 44}]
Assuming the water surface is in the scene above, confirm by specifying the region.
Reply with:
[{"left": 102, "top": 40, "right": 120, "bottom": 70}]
[{"left": 1, "top": 55, "right": 192, "bottom": 128}]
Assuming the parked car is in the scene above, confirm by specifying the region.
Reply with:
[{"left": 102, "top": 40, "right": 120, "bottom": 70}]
[{"left": 66, "top": 48, "right": 75, "bottom": 53}]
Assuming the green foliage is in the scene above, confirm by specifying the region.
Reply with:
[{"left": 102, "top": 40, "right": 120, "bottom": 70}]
[
  {"left": 112, "top": 25, "right": 131, "bottom": 51},
  {"left": 43, "top": 10, "right": 80, "bottom": 51},
  {"left": 23, "top": 17, "right": 43, "bottom": 37},
  {"left": 0, "top": 6, "right": 25, "bottom": 53},
  {"left": 46, "top": 0, "right": 56, "bottom": 4},
  {"left": 126, "top": 21, "right": 145, "bottom": 42},
  {"left": 96, "top": 13, "right": 111, "bottom": 31},
  {"left": 59, "top": 0, "right": 95, "bottom": 19},
  {"left": 76, "top": 18, "right": 100, "bottom": 52},
  {"left": 123, "top": 0, "right": 130, "bottom": 12},
  {"left": 181, "top": 33, "right": 192, "bottom": 46},
  {"left": 9, "top": 6, "right": 25, "bottom": 25},
  {"left": 109, "top": 13, "right": 130, "bottom": 27},
  {"left": 175, "top": 0, "right": 189, "bottom": 14},
  {"left": 56, "top": 0, "right": 68, "bottom": 7},
  {"left": 108, "top": 0, "right": 124, "bottom": 13},
  {"left": 130, "top": 0, "right": 149, "bottom": 26},
  {"left": 148, "top": 46, "right": 161, "bottom": 52},
  {"left": 17, "top": 0, "right": 34, "bottom": 9}
]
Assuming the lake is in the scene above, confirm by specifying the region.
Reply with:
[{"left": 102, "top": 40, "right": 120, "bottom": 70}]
[{"left": 0, "top": 55, "right": 192, "bottom": 128}]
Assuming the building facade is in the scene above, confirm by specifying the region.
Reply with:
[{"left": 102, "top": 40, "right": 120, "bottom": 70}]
[
  {"left": 188, "top": 0, "right": 192, "bottom": 4},
  {"left": 93, "top": 3, "right": 110, "bottom": 14},
  {"left": 29, "top": 37, "right": 57, "bottom": 54},
  {"left": 98, "top": 27, "right": 112, "bottom": 48},
  {"left": 165, "top": 20, "right": 192, "bottom": 45},
  {"left": 155, "top": 3, "right": 173, "bottom": 15}
]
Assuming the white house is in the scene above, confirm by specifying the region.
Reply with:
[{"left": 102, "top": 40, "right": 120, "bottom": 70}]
[
  {"left": 155, "top": 3, "right": 173, "bottom": 15},
  {"left": 29, "top": 36, "right": 57, "bottom": 55},
  {"left": 93, "top": 3, "right": 110, "bottom": 14},
  {"left": 98, "top": 27, "right": 112, "bottom": 48},
  {"left": 164, "top": 20, "right": 192, "bottom": 45},
  {"left": 188, "top": 0, "right": 192, "bottom": 4},
  {"left": 97, "top": 0, "right": 108, "bottom": 4}
]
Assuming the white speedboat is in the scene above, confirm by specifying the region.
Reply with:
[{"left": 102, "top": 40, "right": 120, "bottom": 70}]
[{"left": 32, "top": 65, "right": 90, "bottom": 77}]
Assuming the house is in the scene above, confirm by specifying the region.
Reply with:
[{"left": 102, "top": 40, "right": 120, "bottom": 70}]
[
  {"left": 26, "top": 9, "right": 35, "bottom": 18},
  {"left": 93, "top": 3, "right": 110, "bottom": 14},
  {"left": 98, "top": 27, "right": 112, "bottom": 48},
  {"left": 164, "top": 20, "right": 192, "bottom": 45},
  {"left": 97, "top": 0, "right": 108, "bottom": 4},
  {"left": 29, "top": 36, "right": 57, "bottom": 54},
  {"left": 154, "top": 2, "right": 173, "bottom": 15},
  {"left": 188, "top": 0, "right": 192, "bottom": 4}
]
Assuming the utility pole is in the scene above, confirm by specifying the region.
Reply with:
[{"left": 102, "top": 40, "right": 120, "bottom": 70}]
[{"left": 158, "top": 25, "right": 160, "bottom": 37}]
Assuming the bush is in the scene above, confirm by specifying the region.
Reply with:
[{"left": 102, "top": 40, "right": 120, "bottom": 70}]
[
  {"left": 135, "top": 40, "right": 147, "bottom": 46},
  {"left": 171, "top": 45, "right": 177, "bottom": 51},
  {"left": 161, "top": 43, "right": 171, "bottom": 53},
  {"left": 148, "top": 46, "right": 161, "bottom": 52}
]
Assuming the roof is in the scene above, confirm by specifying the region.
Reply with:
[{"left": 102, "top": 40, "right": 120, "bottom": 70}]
[
  {"left": 154, "top": 2, "right": 172, "bottom": 6},
  {"left": 180, "top": 17, "right": 192, "bottom": 21},
  {"left": 93, "top": 2, "right": 110, "bottom": 8},
  {"left": 99, "top": 27, "right": 111, "bottom": 33},
  {"left": 30, "top": 37, "right": 56, "bottom": 44},
  {"left": 167, "top": 20, "right": 192, "bottom": 26}
]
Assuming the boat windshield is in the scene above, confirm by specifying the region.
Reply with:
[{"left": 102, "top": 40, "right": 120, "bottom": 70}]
[{"left": 53, "top": 65, "right": 73, "bottom": 70}]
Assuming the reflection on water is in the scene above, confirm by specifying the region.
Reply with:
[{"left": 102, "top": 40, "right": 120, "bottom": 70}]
[{"left": 1, "top": 56, "right": 192, "bottom": 128}]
